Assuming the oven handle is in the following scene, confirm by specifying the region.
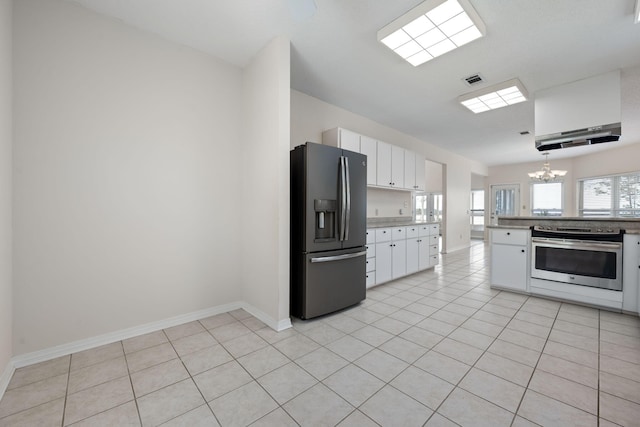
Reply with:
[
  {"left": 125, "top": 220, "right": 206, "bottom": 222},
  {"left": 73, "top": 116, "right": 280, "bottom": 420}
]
[{"left": 531, "top": 237, "right": 622, "bottom": 251}]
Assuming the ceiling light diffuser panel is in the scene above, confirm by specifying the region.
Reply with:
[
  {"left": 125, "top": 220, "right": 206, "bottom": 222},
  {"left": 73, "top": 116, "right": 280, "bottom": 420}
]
[
  {"left": 377, "top": 0, "right": 486, "bottom": 66},
  {"left": 458, "top": 78, "right": 529, "bottom": 113}
]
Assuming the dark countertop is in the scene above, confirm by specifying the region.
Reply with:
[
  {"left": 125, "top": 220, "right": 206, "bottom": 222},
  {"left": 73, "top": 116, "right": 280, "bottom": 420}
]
[
  {"left": 366, "top": 217, "right": 439, "bottom": 229},
  {"left": 497, "top": 216, "right": 640, "bottom": 231}
]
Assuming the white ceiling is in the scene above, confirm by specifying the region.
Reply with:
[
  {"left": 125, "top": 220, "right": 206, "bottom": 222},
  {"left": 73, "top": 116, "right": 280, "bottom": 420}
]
[{"left": 67, "top": 0, "right": 640, "bottom": 166}]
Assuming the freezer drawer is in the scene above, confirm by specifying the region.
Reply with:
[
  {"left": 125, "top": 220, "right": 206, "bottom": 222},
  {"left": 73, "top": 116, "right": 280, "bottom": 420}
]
[{"left": 290, "top": 248, "right": 366, "bottom": 319}]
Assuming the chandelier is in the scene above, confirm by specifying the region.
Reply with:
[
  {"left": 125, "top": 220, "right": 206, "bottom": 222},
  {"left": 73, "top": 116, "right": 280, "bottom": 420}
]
[{"left": 528, "top": 152, "right": 567, "bottom": 182}]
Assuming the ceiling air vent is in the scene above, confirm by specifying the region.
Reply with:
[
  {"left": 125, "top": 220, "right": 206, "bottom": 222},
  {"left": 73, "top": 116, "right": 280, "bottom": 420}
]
[{"left": 463, "top": 73, "right": 484, "bottom": 86}]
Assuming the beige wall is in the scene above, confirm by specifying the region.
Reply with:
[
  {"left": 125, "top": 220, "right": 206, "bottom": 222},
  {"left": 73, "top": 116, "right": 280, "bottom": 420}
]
[
  {"left": 291, "top": 90, "right": 488, "bottom": 253},
  {"left": 240, "top": 37, "right": 291, "bottom": 328},
  {"left": 0, "top": 0, "right": 12, "bottom": 381},
  {"left": 13, "top": 0, "right": 244, "bottom": 354}
]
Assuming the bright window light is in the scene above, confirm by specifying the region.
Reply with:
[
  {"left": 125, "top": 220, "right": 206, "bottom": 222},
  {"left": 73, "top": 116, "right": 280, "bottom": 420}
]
[
  {"left": 635, "top": 0, "right": 640, "bottom": 23},
  {"left": 458, "top": 78, "right": 529, "bottom": 114},
  {"left": 378, "top": 0, "right": 486, "bottom": 66}
]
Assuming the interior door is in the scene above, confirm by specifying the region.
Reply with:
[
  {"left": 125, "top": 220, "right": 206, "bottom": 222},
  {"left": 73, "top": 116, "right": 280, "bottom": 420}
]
[{"left": 490, "top": 184, "right": 520, "bottom": 224}]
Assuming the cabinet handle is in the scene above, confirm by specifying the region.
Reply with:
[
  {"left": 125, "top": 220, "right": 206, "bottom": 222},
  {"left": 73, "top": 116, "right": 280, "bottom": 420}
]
[
  {"left": 507, "top": 232, "right": 511, "bottom": 235},
  {"left": 521, "top": 249, "right": 525, "bottom": 253}
]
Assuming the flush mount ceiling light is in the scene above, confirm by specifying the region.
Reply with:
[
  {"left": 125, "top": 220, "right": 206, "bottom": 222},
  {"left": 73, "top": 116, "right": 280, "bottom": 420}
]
[
  {"left": 377, "top": 0, "right": 486, "bottom": 66},
  {"left": 528, "top": 152, "right": 567, "bottom": 183},
  {"left": 458, "top": 78, "right": 528, "bottom": 113}
]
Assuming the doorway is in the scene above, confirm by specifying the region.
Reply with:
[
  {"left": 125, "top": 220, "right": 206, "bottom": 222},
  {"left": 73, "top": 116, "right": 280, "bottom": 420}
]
[{"left": 490, "top": 184, "right": 520, "bottom": 224}]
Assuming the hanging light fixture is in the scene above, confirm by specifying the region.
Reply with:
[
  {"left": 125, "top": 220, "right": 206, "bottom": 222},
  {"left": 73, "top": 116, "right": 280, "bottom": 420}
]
[{"left": 528, "top": 152, "right": 567, "bottom": 182}]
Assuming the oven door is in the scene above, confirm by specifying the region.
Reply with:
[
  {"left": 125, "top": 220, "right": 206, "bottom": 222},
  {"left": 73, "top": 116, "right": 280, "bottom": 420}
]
[{"left": 531, "top": 237, "right": 622, "bottom": 291}]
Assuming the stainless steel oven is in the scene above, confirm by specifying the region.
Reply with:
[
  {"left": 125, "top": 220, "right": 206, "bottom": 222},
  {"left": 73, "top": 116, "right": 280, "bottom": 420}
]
[{"left": 531, "top": 226, "right": 623, "bottom": 291}]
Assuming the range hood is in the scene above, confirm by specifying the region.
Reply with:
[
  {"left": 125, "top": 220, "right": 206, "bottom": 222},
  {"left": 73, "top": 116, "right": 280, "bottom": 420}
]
[
  {"left": 535, "top": 122, "right": 621, "bottom": 151},
  {"left": 534, "top": 71, "right": 621, "bottom": 152}
]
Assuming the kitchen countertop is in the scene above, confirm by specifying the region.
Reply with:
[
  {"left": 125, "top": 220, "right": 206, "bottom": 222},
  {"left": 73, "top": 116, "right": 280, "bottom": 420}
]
[
  {"left": 366, "top": 217, "right": 439, "bottom": 228},
  {"left": 496, "top": 216, "right": 640, "bottom": 232}
]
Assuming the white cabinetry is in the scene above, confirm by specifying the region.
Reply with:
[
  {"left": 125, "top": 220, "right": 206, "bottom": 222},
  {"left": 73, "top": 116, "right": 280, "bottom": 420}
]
[
  {"left": 360, "top": 136, "right": 377, "bottom": 186},
  {"left": 366, "top": 229, "right": 376, "bottom": 288},
  {"left": 323, "top": 127, "right": 424, "bottom": 191},
  {"left": 404, "top": 151, "right": 426, "bottom": 191},
  {"left": 367, "top": 223, "right": 439, "bottom": 287},
  {"left": 490, "top": 228, "right": 529, "bottom": 292},
  {"left": 322, "top": 128, "right": 377, "bottom": 185},
  {"left": 374, "top": 228, "right": 392, "bottom": 284},
  {"left": 391, "top": 146, "right": 405, "bottom": 189}
]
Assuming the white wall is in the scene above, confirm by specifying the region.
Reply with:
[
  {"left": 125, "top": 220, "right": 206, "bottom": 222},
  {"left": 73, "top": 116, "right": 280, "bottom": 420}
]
[
  {"left": 240, "top": 37, "right": 291, "bottom": 329},
  {"left": 13, "top": 0, "right": 244, "bottom": 354},
  {"left": 488, "top": 143, "right": 640, "bottom": 219},
  {"left": 367, "top": 188, "right": 412, "bottom": 218},
  {"left": 425, "top": 160, "right": 443, "bottom": 193},
  {"left": 0, "top": 0, "right": 13, "bottom": 384},
  {"left": 291, "top": 90, "right": 488, "bottom": 253}
]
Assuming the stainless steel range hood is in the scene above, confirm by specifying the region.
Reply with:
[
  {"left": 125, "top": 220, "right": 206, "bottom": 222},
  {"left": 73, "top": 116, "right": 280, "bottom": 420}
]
[
  {"left": 535, "top": 71, "right": 621, "bottom": 152},
  {"left": 535, "top": 122, "right": 621, "bottom": 151}
]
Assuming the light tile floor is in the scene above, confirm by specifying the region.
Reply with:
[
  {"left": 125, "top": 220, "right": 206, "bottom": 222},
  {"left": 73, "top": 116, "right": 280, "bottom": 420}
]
[{"left": 2, "top": 242, "right": 640, "bottom": 426}]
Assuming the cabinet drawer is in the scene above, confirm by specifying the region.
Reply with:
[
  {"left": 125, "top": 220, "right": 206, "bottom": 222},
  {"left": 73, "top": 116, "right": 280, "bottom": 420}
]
[
  {"left": 366, "top": 229, "right": 375, "bottom": 245},
  {"left": 392, "top": 227, "right": 406, "bottom": 241},
  {"left": 375, "top": 228, "right": 391, "bottom": 242},
  {"left": 418, "top": 225, "right": 430, "bottom": 237},
  {"left": 429, "top": 244, "right": 438, "bottom": 256},
  {"left": 366, "top": 272, "right": 376, "bottom": 288},
  {"left": 366, "top": 244, "right": 376, "bottom": 258},
  {"left": 366, "top": 257, "right": 376, "bottom": 272},
  {"left": 429, "top": 224, "right": 440, "bottom": 236},
  {"left": 491, "top": 229, "right": 528, "bottom": 246},
  {"left": 429, "top": 235, "right": 438, "bottom": 245},
  {"left": 406, "top": 226, "right": 419, "bottom": 238}
]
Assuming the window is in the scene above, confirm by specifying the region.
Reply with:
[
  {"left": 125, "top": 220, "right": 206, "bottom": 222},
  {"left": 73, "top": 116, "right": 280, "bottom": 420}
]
[
  {"left": 579, "top": 172, "right": 640, "bottom": 217},
  {"left": 531, "top": 182, "right": 563, "bottom": 216},
  {"left": 470, "top": 190, "right": 485, "bottom": 226}
]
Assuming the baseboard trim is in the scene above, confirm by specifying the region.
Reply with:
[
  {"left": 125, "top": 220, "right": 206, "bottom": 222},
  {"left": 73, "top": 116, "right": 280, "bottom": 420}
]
[
  {"left": 11, "top": 302, "right": 292, "bottom": 370},
  {"left": 0, "top": 360, "right": 15, "bottom": 402},
  {"left": 241, "top": 302, "right": 292, "bottom": 332}
]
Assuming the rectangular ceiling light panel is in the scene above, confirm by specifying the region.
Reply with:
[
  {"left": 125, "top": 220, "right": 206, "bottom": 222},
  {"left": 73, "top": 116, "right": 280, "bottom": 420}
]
[
  {"left": 377, "top": 0, "right": 486, "bottom": 66},
  {"left": 458, "top": 78, "right": 528, "bottom": 114}
]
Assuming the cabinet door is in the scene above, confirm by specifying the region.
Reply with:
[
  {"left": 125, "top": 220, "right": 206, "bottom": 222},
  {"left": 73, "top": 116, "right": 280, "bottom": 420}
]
[
  {"left": 414, "top": 153, "right": 425, "bottom": 191},
  {"left": 404, "top": 150, "right": 416, "bottom": 190},
  {"left": 622, "top": 234, "right": 640, "bottom": 313},
  {"left": 377, "top": 141, "right": 392, "bottom": 187},
  {"left": 391, "top": 145, "right": 404, "bottom": 188},
  {"left": 490, "top": 244, "right": 527, "bottom": 292},
  {"left": 375, "top": 242, "right": 392, "bottom": 284},
  {"left": 406, "top": 237, "right": 420, "bottom": 274},
  {"left": 418, "top": 239, "right": 431, "bottom": 270},
  {"left": 340, "top": 129, "right": 360, "bottom": 153},
  {"left": 392, "top": 239, "right": 407, "bottom": 279},
  {"left": 360, "top": 136, "right": 377, "bottom": 186}
]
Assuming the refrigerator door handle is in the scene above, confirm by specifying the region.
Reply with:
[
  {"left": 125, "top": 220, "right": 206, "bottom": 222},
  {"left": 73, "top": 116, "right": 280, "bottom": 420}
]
[
  {"left": 344, "top": 156, "right": 350, "bottom": 241},
  {"left": 339, "top": 156, "right": 347, "bottom": 241},
  {"left": 310, "top": 250, "right": 367, "bottom": 263}
]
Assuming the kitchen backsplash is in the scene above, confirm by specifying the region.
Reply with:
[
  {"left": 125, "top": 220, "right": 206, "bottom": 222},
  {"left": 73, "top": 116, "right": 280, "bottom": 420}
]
[{"left": 367, "top": 187, "right": 412, "bottom": 218}]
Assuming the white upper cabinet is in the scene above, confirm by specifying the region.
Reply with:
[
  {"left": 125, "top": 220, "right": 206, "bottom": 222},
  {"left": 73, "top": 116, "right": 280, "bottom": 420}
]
[
  {"left": 377, "top": 141, "right": 392, "bottom": 187},
  {"left": 360, "top": 135, "right": 377, "bottom": 186},
  {"left": 391, "top": 146, "right": 404, "bottom": 189},
  {"left": 414, "top": 153, "right": 425, "bottom": 191},
  {"left": 339, "top": 128, "right": 360, "bottom": 153},
  {"left": 324, "top": 127, "right": 425, "bottom": 191},
  {"left": 404, "top": 150, "right": 416, "bottom": 190}
]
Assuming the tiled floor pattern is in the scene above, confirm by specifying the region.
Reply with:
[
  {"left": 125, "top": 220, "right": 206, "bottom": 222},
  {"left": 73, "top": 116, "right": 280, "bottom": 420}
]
[{"left": 2, "top": 242, "right": 640, "bottom": 426}]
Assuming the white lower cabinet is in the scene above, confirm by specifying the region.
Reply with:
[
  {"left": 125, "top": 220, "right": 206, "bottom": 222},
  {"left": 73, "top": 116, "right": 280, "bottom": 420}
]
[
  {"left": 623, "top": 234, "right": 640, "bottom": 314},
  {"left": 367, "top": 223, "right": 439, "bottom": 287},
  {"left": 490, "top": 228, "right": 529, "bottom": 292}
]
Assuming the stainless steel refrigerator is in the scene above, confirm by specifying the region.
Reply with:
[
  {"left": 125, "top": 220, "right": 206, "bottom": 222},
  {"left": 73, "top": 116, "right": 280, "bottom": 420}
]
[{"left": 290, "top": 142, "right": 367, "bottom": 319}]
